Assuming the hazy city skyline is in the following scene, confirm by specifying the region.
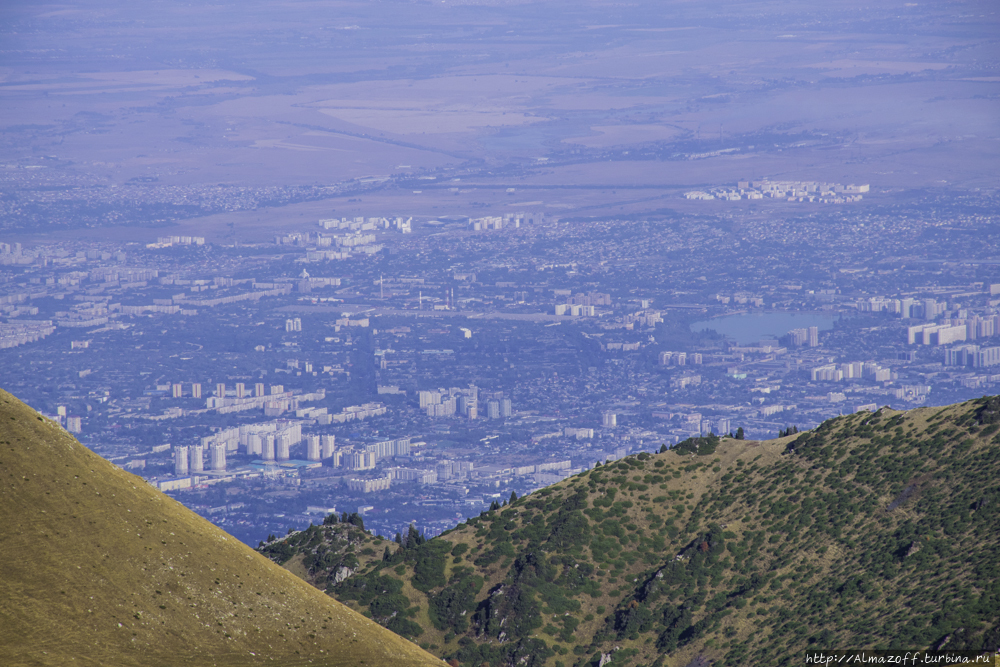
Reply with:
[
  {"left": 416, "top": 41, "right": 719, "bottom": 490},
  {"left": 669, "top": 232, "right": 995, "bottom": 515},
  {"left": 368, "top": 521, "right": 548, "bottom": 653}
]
[{"left": 2, "top": 0, "right": 999, "bottom": 545}]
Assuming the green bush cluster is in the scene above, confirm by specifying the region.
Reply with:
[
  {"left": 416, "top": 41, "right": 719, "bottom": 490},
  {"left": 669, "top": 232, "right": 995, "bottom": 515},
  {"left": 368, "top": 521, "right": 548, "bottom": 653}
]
[{"left": 672, "top": 434, "right": 719, "bottom": 456}]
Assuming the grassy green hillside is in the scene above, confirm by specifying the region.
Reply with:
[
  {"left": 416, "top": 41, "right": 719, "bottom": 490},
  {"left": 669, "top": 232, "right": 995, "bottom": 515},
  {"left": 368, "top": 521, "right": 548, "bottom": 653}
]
[
  {"left": 0, "top": 388, "right": 444, "bottom": 667},
  {"left": 262, "top": 399, "right": 1000, "bottom": 667}
]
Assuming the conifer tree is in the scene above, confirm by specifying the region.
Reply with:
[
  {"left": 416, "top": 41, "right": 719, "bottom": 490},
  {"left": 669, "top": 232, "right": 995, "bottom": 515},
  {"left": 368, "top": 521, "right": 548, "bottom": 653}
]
[{"left": 405, "top": 523, "right": 424, "bottom": 548}]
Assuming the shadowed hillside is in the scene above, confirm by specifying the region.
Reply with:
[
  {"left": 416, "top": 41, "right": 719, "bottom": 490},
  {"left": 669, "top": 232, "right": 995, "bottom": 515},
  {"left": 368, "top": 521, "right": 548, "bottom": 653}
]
[
  {"left": 0, "top": 388, "right": 444, "bottom": 667},
  {"left": 262, "top": 399, "right": 1000, "bottom": 667}
]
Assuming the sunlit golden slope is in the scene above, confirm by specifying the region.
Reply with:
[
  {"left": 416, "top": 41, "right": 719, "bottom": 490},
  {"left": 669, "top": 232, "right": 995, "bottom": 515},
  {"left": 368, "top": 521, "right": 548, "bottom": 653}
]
[{"left": 0, "top": 387, "right": 444, "bottom": 667}]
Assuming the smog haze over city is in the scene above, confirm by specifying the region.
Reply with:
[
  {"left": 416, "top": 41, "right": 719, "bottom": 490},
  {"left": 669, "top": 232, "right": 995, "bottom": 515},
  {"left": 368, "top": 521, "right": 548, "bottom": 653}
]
[{"left": 2, "top": 0, "right": 999, "bottom": 548}]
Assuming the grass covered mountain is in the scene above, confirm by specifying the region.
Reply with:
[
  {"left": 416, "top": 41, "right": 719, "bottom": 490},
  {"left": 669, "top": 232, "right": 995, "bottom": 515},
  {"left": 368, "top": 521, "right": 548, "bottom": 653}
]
[
  {"left": 0, "top": 388, "right": 443, "bottom": 667},
  {"left": 261, "top": 398, "right": 1000, "bottom": 667}
]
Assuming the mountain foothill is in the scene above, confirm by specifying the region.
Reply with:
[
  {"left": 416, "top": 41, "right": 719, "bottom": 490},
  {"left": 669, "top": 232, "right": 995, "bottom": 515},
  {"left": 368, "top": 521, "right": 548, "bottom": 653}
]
[
  {"left": 260, "top": 398, "right": 1000, "bottom": 667},
  {"left": 2, "top": 384, "right": 998, "bottom": 666}
]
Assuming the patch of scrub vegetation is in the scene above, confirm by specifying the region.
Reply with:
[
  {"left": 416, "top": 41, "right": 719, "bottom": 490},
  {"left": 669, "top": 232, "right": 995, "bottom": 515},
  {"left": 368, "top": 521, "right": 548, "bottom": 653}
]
[{"left": 263, "top": 398, "right": 1000, "bottom": 667}]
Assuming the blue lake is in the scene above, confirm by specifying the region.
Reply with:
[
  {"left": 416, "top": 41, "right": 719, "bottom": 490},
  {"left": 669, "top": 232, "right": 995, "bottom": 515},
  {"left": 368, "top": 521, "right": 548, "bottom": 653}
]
[{"left": 690, "top": 312, "right": 838, "bottom": 345}]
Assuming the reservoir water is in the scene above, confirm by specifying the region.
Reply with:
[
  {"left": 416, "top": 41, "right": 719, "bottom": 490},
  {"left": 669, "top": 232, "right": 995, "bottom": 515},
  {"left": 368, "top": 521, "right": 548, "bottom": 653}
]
[{"left": 690, "top": 312, "right": 838, "bottom": 346}]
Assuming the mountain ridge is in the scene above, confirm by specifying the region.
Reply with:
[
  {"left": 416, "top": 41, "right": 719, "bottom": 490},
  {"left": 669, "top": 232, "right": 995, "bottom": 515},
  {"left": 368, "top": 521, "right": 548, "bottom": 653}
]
[{"left": 261, "top": 398, "right": 1000, "bottom": 667}]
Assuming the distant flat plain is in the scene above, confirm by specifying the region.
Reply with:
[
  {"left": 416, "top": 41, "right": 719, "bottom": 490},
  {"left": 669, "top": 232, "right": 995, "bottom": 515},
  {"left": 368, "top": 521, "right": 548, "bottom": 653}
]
[{"left": 1, "top": 0, "right": 997, "bottom": 240}]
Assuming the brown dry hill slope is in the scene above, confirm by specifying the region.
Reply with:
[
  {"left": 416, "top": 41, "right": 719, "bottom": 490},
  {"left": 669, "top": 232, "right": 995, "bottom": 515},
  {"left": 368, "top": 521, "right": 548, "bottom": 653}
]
[{"left": 0, "top": 388, "right": 444, "bottom": 667}]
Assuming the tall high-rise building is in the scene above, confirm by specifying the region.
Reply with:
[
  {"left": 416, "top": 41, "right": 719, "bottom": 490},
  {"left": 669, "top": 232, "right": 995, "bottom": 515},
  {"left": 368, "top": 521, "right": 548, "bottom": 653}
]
[
  {"left": 603, "top": 411, "right": 617, "bottom": 428},
  {"left": 285, "top": 318, "right": 302, "bottom": 332},
  {"left": 236, "top": 382, "right": 246, "bottom": 398},
  {"left": 189, "top": 445, "right": 204, "bottom": 473},
  {"left": 174, "top": 446, "right": 189, "bottom": 475},
  {"left": 807, "top": 326, "right": 819, "bottom": 347},
  {"left": 321, "top": 435, "right": 336, "bottom": 458},
  {"left": 215, "top": 383, "right": 226, "bottom": 398},
  {"left": 263, "top": 435, "right": 276, "bottom": 461},
  {"left": 172, "top": 383, "right": 183, "bottom": 398},
  {"left": 66, "top": 416, "right": 82, "bottom": 433},
  {"left": 307, "top": 435, "right": 321, "bottom": 462},
  {"left": 900, "top": 298, "right": 916, "bottom": 319},
  {"left": 210, "top": 444, "right": 226, "bottom": 471},
  {"left": 255, "top": 382, "right": 265, "bottom": 397},
  {"left": 246, "top": 434, "right": 263, "bottom": 457},
  {"left": 191, "top": 383, "right": 202, "bottom": 399},
  {"left": 487, "top": 400, "right": 500, "bottom": 419},
  {"left": 276, "top": 434, "right": 292, "bottom": 461},
  {"left": 346, "top": 451, "right": 377, "bottom": 470},
  {"left": 501, "top": 398, "right": 512, "bottom": 418},
  {"left": 788, "top": 328, "right": 809, "bottom": 347}
]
